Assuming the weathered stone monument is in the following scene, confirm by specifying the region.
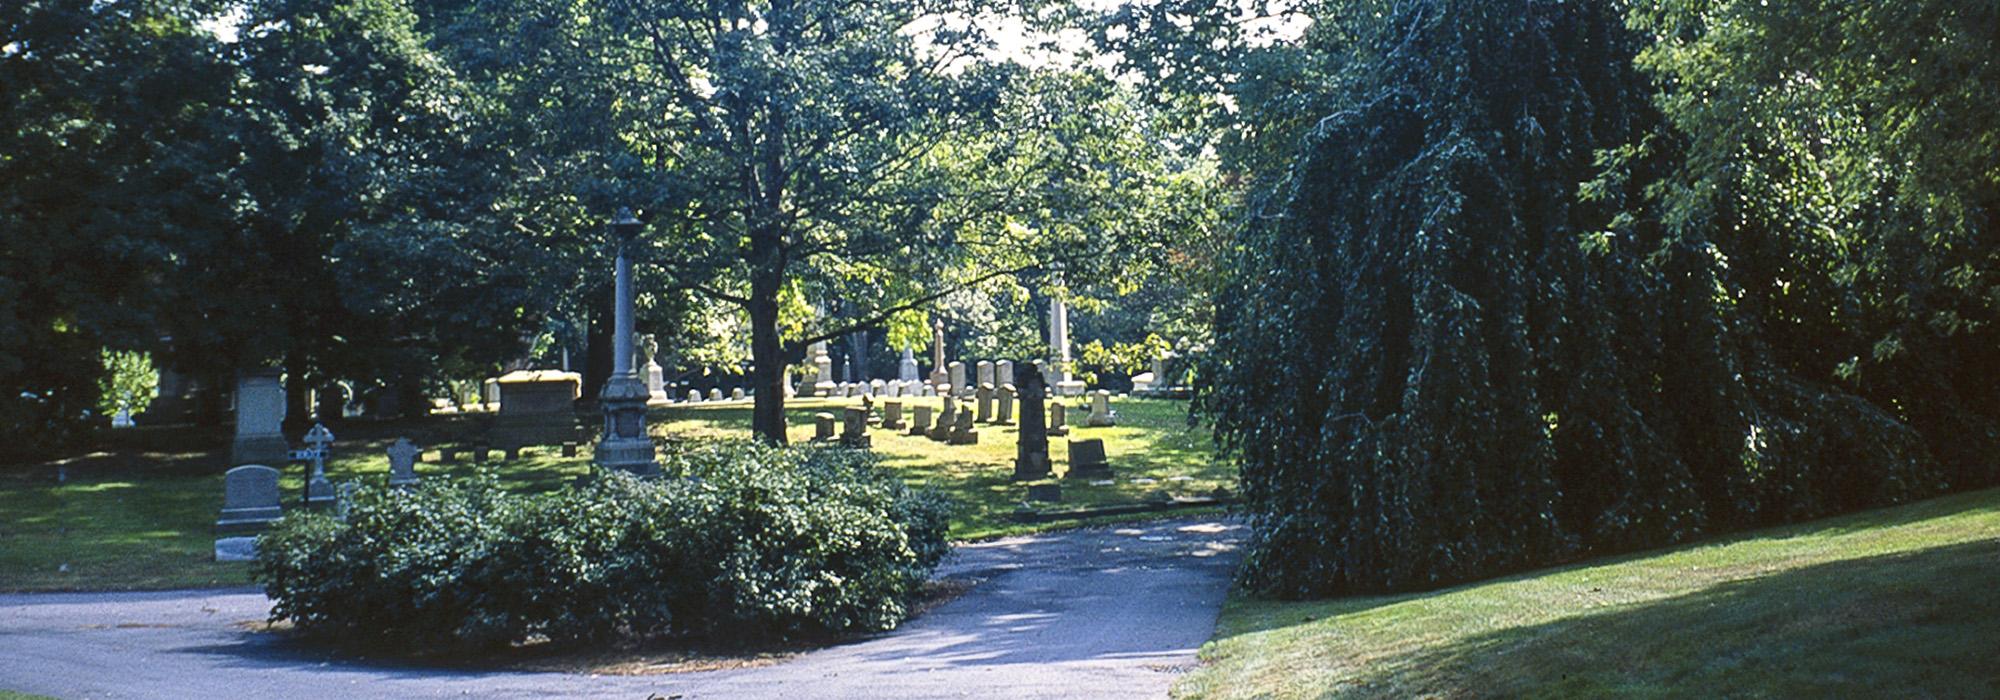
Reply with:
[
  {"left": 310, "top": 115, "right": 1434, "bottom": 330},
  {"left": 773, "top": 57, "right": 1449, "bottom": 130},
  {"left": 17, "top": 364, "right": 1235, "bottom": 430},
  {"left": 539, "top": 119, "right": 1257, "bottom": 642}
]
[
  {"left": 996, "top": 385, "right": 1016, "bottom": 425},
  {"left": 1049, "top": 402, "right": 1070, "bottom": 436},
  {"left": 948, "top": 361, "right": 969, "bottom": 398},
  {"left": 910, "top": 405, "right": 932, "bottom": 436},
  {"left": 883, "top": 401, "right": 905, "bottom": 430},
  {"left": 949, "top": 404, "right": 979, "bottom": 445},
  {"left": 814, "top": 412, "right": 837, "bottom": 442},
  {"left": 1067, "top": 438, "right": 1113, "bottom": 479},
  {"left": 215, "top": 464, "right": 282, "bottom": 561},
  {"left": 899, "top": 347, "right": 921, "bottom": 382},
  {"left": 686, "top": 388, "right": 703, "bottom": 403},
  {"left": 996, "top": 360, "right": 1014, "bottom": 388},
  {"left": 300, "top": 422, "right": 337, "bottom": 509},
  {"left": 811, "top": 341, "right": 838, "bottom": 397},
  {"left": 386, "top": 437, "right": 421, "bottom": 487},
  {"left": 841, "top": 407, "right": 871, "bottom": 448},
  {"left": 975, "top": 383, "right": 995, "bottom": 423},
  {"left": 976, "top": 361, "right": 996, "bottom": 389},
  {"left": 930, "top": 397, "right": 956, "bottom": 441},
  {"left": 1048, "top": 285, "right": 1087, "bottom": 397},
  {"left": 1013, "top": 363, "right": 1051, "bottom": 480},
  {"left": 489, "top": 370, "right": 582, "bottom": 449},
  {"left": 1085, "top": 389, "right": 1117, "bottom": 427},
  {"left": 231, "top": 368, "right": 289, "bottom": 466},
  {"left": 708, "top": 387, "right": 723, "bottom": 401},
  {"left": 732, "top": 387, "right": 747, "bottom": 401},
  {"left": 640, "top": 334, "right": 670, "bottom": 406},
  {"left": 928, "top": 319, "right": 950, "bottom": 388}
]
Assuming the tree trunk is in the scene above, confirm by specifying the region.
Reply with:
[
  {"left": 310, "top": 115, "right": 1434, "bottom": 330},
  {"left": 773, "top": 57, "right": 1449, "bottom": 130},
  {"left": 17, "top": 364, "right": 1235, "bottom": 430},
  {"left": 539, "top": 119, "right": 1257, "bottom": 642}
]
[{"left": 748, "top": 254, "right": 788, "bottom": 444}]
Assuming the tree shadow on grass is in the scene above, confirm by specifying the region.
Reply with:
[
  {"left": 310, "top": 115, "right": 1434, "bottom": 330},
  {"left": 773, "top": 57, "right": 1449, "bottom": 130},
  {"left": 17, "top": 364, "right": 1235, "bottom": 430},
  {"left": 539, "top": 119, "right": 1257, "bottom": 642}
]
[{"left": 1347, "top": 539, "right": 2000, "bottom": 698}]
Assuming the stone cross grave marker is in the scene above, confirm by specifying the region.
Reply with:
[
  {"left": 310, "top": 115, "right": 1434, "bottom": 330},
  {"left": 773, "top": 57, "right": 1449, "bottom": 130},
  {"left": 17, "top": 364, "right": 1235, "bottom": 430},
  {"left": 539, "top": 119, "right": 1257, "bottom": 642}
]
[{"left": 387, "top": 437, "right": 421, "bottom": 487}]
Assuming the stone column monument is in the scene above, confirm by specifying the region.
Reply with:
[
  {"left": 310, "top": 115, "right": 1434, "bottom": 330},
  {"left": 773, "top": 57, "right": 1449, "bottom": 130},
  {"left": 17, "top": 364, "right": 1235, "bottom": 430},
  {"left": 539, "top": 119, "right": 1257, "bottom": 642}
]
[
  {"left": 928, "top": 319, "right": 950, "bottom": 387},
  {"left": 1048, "top": 286, "right": 1086, "bottom": 396},
  {"left": 811, "top": 341, "right": 838, "bottom": 397},
  {"left": 1013, "top": 363, "right": 1051, "bottom": 480},
  {"left": 230, "top": 368, "right": 289, "bottom": 466}
]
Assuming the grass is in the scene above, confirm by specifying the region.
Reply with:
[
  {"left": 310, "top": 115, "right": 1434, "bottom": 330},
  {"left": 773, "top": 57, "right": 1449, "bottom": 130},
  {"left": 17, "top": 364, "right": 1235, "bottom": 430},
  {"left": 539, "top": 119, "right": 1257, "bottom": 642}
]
[
  {"left": 0, "top": 394, "right": 1223, "bottom": 591},
  {"left": 1175, "top": 486, "right": 2000, "bottom": 699}
]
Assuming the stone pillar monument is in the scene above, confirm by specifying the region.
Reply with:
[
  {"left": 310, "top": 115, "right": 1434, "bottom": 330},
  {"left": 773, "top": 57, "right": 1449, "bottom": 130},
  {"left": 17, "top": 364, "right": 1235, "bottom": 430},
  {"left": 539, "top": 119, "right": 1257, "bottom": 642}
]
[
  {"left": 928, "top": 319, "right": 949, "bottom": 387},
  {"left": 595, "top": 209, "right": 658, "bottom": 477},
  {"left": 1048, "top": 287, "right": 1086, "bottom": 396},
  {"left": 230, "top": 368, "right": 289, "bottom": 466},
  {"left": 1012, "top": 363, "right": 1051, "bottom": 480},
  {"left": 811, "top": 341, "right": 838, "bottom": 397}
]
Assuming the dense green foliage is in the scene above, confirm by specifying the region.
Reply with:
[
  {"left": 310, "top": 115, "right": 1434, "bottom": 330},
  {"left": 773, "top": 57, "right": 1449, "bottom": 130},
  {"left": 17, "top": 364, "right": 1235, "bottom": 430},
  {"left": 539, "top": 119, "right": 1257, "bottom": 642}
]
[
  {"left": 1202, "top": 0, "right": 1982, "bottom": 596},
  {"left": 255, "top": 442, "right": 949, "bottom": 651}
]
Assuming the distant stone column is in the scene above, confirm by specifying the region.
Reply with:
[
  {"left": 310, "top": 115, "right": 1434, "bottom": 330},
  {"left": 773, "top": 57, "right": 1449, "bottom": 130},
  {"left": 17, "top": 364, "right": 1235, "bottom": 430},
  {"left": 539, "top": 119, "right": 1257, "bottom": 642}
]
[
  {"left": 811, "top": 341, "right": 838, "bottom": 397},
  {"left": 1049, "top": 287, "right": 1085, "bottom": 397}
]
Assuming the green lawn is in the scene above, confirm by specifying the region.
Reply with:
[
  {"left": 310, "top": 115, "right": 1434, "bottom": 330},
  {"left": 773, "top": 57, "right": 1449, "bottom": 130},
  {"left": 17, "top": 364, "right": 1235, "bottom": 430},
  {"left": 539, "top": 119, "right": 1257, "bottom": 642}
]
[
  {"left": 1176, "top": 487, "right": 2000, "bottom": 699},
  {"left": 0, "top": 394, "right": 1223, "bottom": 591}
]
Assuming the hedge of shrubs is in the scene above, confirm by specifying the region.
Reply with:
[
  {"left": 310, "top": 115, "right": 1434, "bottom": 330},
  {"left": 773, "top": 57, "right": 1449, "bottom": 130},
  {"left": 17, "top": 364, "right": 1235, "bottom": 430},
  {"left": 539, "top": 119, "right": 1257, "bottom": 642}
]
[{"left": 254, "top": 441, "right": 951, "bottom": 651}]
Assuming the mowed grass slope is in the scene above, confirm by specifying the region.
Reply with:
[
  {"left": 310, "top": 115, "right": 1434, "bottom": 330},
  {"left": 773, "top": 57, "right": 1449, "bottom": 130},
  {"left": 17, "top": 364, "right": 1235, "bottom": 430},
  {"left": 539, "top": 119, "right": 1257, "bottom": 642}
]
[
  {"left": 1176, "top": 487, "right": 2000, "bottom": 699},
  {"left": 0, "top": 395, "right": 1221, "bottom": 590}
]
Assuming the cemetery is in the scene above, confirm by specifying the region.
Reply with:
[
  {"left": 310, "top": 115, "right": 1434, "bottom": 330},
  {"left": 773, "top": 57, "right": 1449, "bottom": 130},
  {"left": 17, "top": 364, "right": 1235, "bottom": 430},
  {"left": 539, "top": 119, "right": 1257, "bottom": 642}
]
[{"left": 6, "top": 0, "right": 2000, "bottom": 697}]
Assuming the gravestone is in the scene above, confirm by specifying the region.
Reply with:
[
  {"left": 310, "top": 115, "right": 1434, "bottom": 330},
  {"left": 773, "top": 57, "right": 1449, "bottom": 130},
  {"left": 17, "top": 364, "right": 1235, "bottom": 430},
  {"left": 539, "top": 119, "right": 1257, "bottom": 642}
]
[
  {"left": 640, "top": 334, "right": 670, "bottom": 406},
  {"left": 976, "top": 361, "right": 996, "bottom": 389},
  {"left": 949, "top": 404, "right": 979, "bottom": 445},
  {"left": 1013, "top": 363, "right": 1051, "bottom": 481},
  {"left": 883, "top": 401, "right": 905, "bottom": 430},
  {"left": 1049, "top": 402, "right": 1070, "bottom": 436},
  {"left": 489, "top": 370, "right": 582, "bottom": 449},
  {"left": 732, "top": 387, "right": 747, "bottom": 401},
  {"left": 841, "top": 407, "right": 871, "bottom": 448},
  {"left": 899, "top": 347, "right": 921, "bottom": 381},
  {"left": 911, "top": 405, "right": 932, "bottom": 436},
  {"left": 811, "top": 341, "right": 838, "bottom": 396},
  {"left": 216, "top": 465, "right": 282, "bottom": 535},
  {"left": 996, "top": 360, "right": 1014, "bottom": 388},
  {"left": 996, "top": 384, "right": 1016, "bottom": 425},
  {"left": 870, "top": 379, "right": 887, "bottom": 397},
  {"left": 930, "top": 397, "right": 956, "bottom": 441},
  {"left": 975, "top": 383, "right": 995, "bottom": 423},
  {"left": 231, "top": 369, "right": 289, "bottom": 466},
  {"left": 386, "top": 437, "right": 421, "bottom": 487},
  {"left": 948, "top": 362, "right": 968, "bottom": 398},
  {"left": 813, "top": 412, "right": 837, "bottom": 442},
  {"left": 561, "top": 441, "right": 579, "bottom": 458},
  {"left": 1085, "top": 389, "right": 1117, "bottom": 427},
  {"left": 686, "top": 389, "right": 703, "bottom": 403},
  {"left": 1130, "top": 371, "right": 1158, "bottom": 393},
  {"left": 709, "top": 387, "right": 723, "bottom": 401},
  {"left": 1067, "top": 438, "right": 1112, "bottom": 479},
  {"left": 1027, "top": 483, "right": 1062, "bottom": 502}
]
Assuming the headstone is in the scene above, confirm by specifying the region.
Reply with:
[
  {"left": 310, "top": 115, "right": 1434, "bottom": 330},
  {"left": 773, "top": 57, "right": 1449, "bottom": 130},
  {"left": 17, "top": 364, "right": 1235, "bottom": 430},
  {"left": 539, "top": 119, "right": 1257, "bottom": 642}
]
[
  {"left": 111, "top": 407, "right": 135, "bottom": 428},
  {"left": 840, "top": 407, "right": 871, "bottom": 448},
  {"left": 640, "top": 334, "right": 670, "bottom": 406},
  {"left": 870, "top": 379, "right": 886, "bottom": 397},
  {"left": 1027, "top": 483, "right": 1062, "bottom": 502},
  {"left": 732, "top": 387, "right": 747, "bottom": 401},
  {"left": 996, "top": 360, "right": 1014, "bottom": 388},
  {"left": 997, "top": 384, "right": 1016, "bottom": 425},
  {"left": 1067, "top": 438, "right": 1112, "bottom": 479},
  {"left": 814, "top": 412, "right": 837, "bottom": 442},
  {"left": 709, "top": 387, "right": 724, "bottom": 401},
  {"left": 687, "top": 389, "right": 703, "bottom": 403},
  {"left": 930, "top": 397, "right": 956, "bottom": 441},
  {"left": 910, "top": 405, "right": 933, "bottom": 436},
  {"left": 215, "top": 465, "right": 282, "bottom": 535},
  {"left": 949, "top": 403, "right": 979, "bottom": 445},
  {"left": 948, "top": 362, "right": 969, "bottom": 397},
  {"left": 899, "top": 347, "right": 921, "bottom": 382},
  {"left": 386, "top": 437, "right": 421, "bottom": 487},
  {"left": 230, "top": 369, "right": 289, "bottom": 466},
  {"left": 975, "top": 383, "right": 995, "bottom": 423},
  {"left": 489, "top": 370, "right": 583, "bottom": 449},
  {"left": 883, "top": 401, "right": 905, "bottom": 430},
  {"left": 561, "top": 441, "right": 579, "bottom": 458},
  {"left": 976, "top": 361, "right": 996, "bottom": 389},
  {"left": 482, "top": 377, "right": 500, "bottom": 410},
  {"left": 1049, "top": 402, "right": 1070, "bottom": 436},
  {"left": 1131, "top": 371, "right": 1158, "bottom": 393},
  {"left": 1086, "top": 389, "right": 1117, "bottom": 427},
  {"left": 811, "top": 341, "right": 838, "bottom": 396},
  {"left": 301, "top": 422, "right": 336, "bottom": 509},
  {"left": 1013, "top": 363, "right": 1051, "bottom": 481}
]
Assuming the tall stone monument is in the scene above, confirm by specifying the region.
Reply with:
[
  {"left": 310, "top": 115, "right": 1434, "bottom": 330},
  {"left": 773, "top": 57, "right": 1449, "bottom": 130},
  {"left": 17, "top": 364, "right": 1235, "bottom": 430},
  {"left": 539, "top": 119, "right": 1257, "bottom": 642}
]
[
  {"left": 230, "top": 368, "right": 289, "bottom": 466},
  {"left": 1048, "top": 285, "right": 1086, "bottom": 397},
  {"left": 928, "top": 319, "right": 950, "bottom": 387},
  {"left": 639, "top": 333, "right": 670, "bottom": 406},
  {"left": 1013, "top": 363, "right": 1051, "bottom": 480},
  {"left": 811, "top": 341, "right": 838, "bottom": 397}
]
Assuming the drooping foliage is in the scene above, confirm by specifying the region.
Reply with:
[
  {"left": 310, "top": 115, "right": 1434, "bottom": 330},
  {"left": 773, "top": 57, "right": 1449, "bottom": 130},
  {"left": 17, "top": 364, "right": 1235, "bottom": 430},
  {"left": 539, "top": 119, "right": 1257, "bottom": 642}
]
[{"left": 1204, "top": 0, "right": 1944, "bottom": 596}]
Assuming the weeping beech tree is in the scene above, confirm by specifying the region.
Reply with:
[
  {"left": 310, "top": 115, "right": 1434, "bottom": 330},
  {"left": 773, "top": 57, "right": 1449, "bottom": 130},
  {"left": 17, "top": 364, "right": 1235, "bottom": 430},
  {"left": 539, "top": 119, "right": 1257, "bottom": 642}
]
[{"left": 1204, "top": 0, "right": 1940, "bottom": 597}]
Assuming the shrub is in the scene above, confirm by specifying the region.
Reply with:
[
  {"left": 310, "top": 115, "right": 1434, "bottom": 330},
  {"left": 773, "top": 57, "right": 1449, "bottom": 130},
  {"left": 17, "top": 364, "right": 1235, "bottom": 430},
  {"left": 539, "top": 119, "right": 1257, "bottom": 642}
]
[{"left": 255, "top": 440, "right": 952, "bottom": 652}]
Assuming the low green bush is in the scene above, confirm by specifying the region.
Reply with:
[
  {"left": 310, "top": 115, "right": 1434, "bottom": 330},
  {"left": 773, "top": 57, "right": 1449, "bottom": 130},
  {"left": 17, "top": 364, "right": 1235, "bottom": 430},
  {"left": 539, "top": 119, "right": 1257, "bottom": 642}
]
[{"left": 255, "top": 441, "right": 952, "bottom": 651}]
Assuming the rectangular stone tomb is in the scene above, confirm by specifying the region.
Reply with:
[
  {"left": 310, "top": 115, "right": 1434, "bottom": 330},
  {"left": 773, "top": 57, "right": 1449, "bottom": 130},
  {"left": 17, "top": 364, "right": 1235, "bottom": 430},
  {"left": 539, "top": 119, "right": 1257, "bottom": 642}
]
[{"left": 489, "top": 370, "right": 582, "bottom": 448}]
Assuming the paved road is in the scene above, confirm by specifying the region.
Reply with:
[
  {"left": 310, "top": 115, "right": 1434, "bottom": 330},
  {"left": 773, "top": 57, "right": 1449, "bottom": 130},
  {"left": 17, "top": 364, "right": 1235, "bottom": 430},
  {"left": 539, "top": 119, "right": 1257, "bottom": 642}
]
[{"left": 0, "top": 518, "right": 1244, "bottom": 699}]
